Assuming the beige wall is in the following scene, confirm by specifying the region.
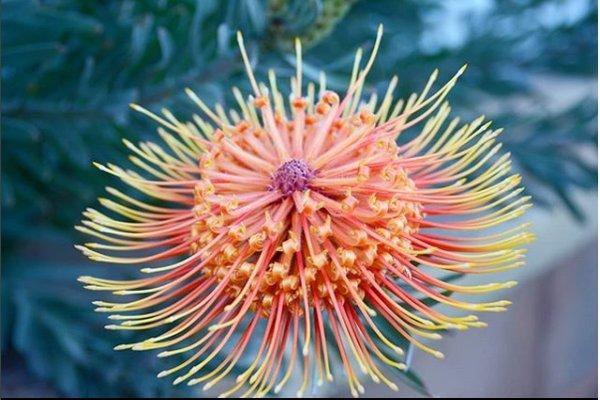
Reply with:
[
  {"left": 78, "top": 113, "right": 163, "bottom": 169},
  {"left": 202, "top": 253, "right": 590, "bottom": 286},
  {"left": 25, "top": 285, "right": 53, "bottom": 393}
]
[{"left": 359, "top": 237, "right": 598, "bottom": 398}]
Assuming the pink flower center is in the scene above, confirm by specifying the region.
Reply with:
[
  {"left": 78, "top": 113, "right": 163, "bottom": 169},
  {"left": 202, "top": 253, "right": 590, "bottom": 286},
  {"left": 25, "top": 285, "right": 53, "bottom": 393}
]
[{"left": 269, "top": 159, "right": 313, "bottom": 196}]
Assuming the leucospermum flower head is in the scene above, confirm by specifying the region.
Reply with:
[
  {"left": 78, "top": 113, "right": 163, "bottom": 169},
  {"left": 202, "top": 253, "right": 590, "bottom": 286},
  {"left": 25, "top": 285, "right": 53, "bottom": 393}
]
[{"left": 77, "top": 26, "right": 534, "bottom": 397}]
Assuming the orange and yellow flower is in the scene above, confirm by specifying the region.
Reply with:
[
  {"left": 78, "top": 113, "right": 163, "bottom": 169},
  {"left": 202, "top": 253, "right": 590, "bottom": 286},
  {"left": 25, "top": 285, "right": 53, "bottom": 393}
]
[{"left": 77, "top": 26, "right": 533, "bottom": 397}]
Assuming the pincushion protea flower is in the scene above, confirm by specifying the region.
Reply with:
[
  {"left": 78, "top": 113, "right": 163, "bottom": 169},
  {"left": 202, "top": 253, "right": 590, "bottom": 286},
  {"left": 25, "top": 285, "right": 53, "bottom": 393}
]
[{"left": 77, "top": 25, "right": 533, "bottom": 397}]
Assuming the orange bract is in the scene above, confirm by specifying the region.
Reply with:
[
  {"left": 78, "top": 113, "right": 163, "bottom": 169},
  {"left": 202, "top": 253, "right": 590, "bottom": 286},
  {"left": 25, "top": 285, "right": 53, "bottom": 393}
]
[{"left": 77, "top": 26, "right": 533, "bottom": 397}]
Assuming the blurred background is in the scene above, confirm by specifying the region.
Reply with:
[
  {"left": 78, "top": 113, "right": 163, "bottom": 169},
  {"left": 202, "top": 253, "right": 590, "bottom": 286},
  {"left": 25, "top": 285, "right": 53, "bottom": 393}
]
[{"left": 1, "top": 0, "right": 597, "bottom": 397}]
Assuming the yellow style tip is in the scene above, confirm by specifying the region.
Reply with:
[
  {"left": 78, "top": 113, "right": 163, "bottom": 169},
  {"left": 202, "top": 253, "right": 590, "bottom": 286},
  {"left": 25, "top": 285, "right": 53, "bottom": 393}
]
[
  {"left": 172, "top": 376, "right": 185, "bottom": 386},
  {"left": 357, "top": 384, "right": 365, "bottom": 394}
]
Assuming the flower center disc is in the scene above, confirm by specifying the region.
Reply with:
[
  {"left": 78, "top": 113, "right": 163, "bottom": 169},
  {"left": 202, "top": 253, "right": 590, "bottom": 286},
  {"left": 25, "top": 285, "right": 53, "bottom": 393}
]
[{"left": 270, "top": 159, "right": 313, "bottom": 196}]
